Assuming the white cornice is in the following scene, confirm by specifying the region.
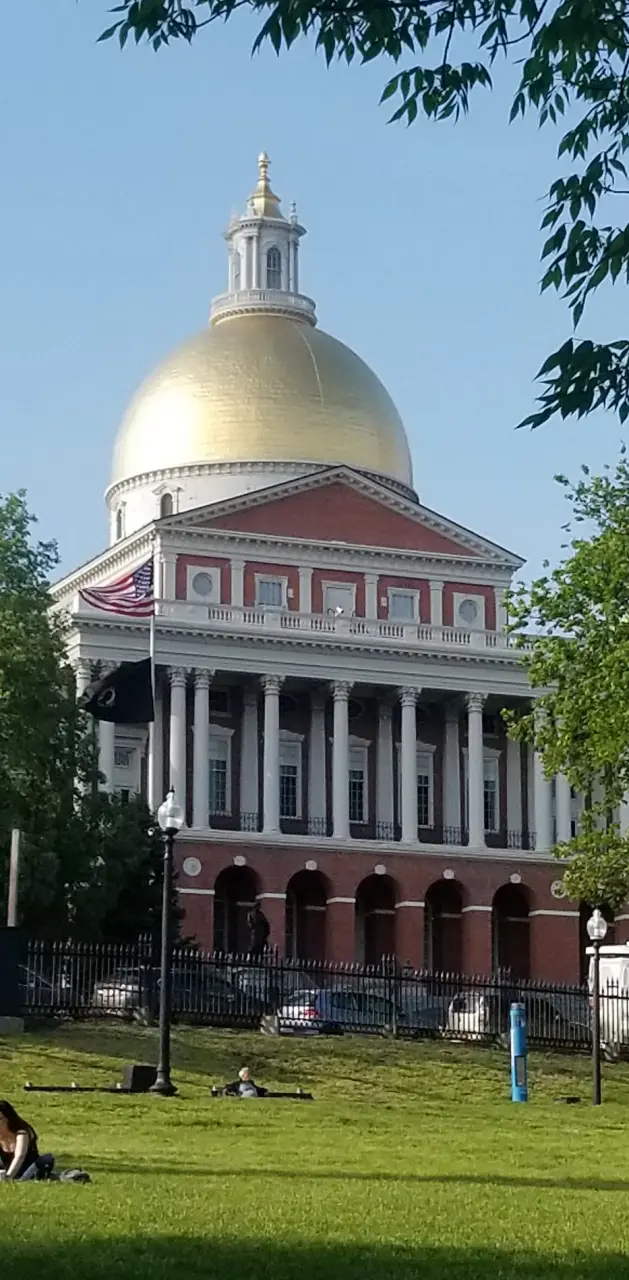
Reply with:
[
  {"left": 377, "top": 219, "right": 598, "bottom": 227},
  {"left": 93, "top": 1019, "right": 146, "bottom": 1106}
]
[{"left": 51, "top": 527, "right": 156, "bottom": 602}]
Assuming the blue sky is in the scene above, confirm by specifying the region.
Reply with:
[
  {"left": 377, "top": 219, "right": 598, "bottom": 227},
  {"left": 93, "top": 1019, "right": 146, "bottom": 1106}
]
[{"left": 1, "top": 1, "right": 625, "bottom": 579}]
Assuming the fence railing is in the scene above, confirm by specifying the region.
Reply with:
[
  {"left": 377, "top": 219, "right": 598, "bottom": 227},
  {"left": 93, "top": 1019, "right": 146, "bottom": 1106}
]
[{"left": 20, "top": 939, "right": 629, "bottom": 1051}]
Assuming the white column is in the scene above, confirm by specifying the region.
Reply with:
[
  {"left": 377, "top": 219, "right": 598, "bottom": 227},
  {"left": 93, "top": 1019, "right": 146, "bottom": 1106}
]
[
  {"left": 299, "top": 566, "right": 313, "bottom": 615},
  {"left": 506, "top": 737, "right": 522, "bottom": 841},
  {"left": 292, "top": 239, "right": 299, "bottom": 293},
  {"left": 376, "top": 699, "right": 394, "bottom": 831},
  {"left": 240, "top": 687, "right": 259, "bottom": 821},
  {"left": 430, "top": 580, "right": 444, "bottom": 627},
  {"left": 161, "top": 552, "right": 177, "bottom": 600},
  {"left": 534, "top": 751, "right": 553, "bottom": 852},
  {"left": 169, "top": 667, "right": 188, "bottom": 821},
  {"left": 262, "top": 675, "right": 282, "bottom": 834},
  {"left": 280, "top": 245, "right": 289, "bottom": 291},
  {"left": 466, "top": 692, "right": 486, "bottom": 849},
  {"left": 399, "top": 688, "right": 418, "bottom": 843},
  {"left": 192, "top": 670, "right": 211, "bottom": 829},
  {"left": 495, "top": 587, "right": 508, "bottom": 633},
  {"left": 75, "top": 659, "right": 92, "bottom": 701},
  {"left": 555, "top": 772, "right": 572, "bottom": 843},
  {"left": 97, "top": 663, "right": 115, "bottom": 793},
  {"left": 365, "top": 574, "right": 378, "bottom": 619},
  {"left": 526, "top": 742, "right": 535, "bottom": 838},
  {"left": 331, "top": 681, "right": 352, "bottom": 840},
  {"left": 252, "top": 232, "right": 260, "bottom": 288},
  {"left": 443, "top": 702, "right": 462, "bottom": 833},
  {"left": 308, "top": 689, "right": 327, "bottom": 827},
  {"left": 620, "top": 793, "right": 629, "bottom": 837},
  {"left": 148, "top": 679, "right": 163, "bottom": 812},
  {"left": 231, "top": 558, "right": 245, "bottom": 608}
]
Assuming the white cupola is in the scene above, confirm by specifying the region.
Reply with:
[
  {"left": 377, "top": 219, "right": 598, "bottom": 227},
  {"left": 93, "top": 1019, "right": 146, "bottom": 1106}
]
[{"left": 210, "top": 152, "right": 316, "bottom": 326}]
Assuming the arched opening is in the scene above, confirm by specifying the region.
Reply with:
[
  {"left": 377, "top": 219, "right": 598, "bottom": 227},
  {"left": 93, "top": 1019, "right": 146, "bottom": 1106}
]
[
  {"left": 425, "top": 880, "right": 463, "bottom": 973},
  {"left": 355, "top": 875, "right": 397, "bottom": 966},
  {"left": 266, "top": 246, "right": 282, "bottom": 289},
  {"left": 579, "top": 902, "right": 616, "bottom": 981},
  {"left": 285, "top": 870, "right": 328, "bottom": 961},
  {"left": 213, "top": 865, "right": 260, "bottom": 955},
  {"left": 115, "top": 507, "right": 124, "bottom": 541},
  {"left": 492, "top": 884, "right": 531, "bottom": 978},
  {"left": 160, "top": 492, "right": 173, "bottom": 518}
]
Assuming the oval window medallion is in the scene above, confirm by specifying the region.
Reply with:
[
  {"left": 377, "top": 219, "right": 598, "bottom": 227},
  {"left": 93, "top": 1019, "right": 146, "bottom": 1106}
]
[{"left": 182, "top": 857, "right": 202, "bottom": 879}]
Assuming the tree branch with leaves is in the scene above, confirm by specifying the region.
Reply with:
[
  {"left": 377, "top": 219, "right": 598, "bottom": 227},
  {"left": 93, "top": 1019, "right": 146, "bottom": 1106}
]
[{"left": 99, "top": 0, "right": 629, "bottom": 431}]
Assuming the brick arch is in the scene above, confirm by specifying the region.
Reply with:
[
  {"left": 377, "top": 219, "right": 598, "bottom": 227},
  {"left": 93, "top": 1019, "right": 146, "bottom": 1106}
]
[
  {"left": 492, "top": 882, "right": 532, "bottom": 979},
  {"left": 285, "top": 869, "right": 331, "bottom": 962},
  {"left": 213, "top": 864, "right": 261, "bottom": 954},
  {"left": 424, "top": 878, "right": 465, "bottom": 974},
  {"left": 355, "top": 873, "right": 399, "bottom": 966}
]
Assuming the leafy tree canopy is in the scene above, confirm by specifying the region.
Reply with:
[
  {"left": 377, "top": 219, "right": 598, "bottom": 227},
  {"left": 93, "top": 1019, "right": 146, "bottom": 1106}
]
[
  {"left": 100, "top": 0, "right": 629, "bottom": 432},
  {"left": 0, "top": 492, "right": 179, "bottom": 940},
  {"left": 507, "top": 450, "right": 629, "bottom": 908}
]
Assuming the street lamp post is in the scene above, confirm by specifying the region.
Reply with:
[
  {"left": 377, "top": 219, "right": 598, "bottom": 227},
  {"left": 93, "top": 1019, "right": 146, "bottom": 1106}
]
[
  {"left": 150, "top": 788, "right": 185, "bottom": 1097},
  {"left": 587, "top": 907, "right": 608, "bottom": 1107}
]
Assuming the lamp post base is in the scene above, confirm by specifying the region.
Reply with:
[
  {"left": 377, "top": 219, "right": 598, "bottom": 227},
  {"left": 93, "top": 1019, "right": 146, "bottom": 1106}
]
[{"left": 149, "top": 1075, "right": 177, "bottom": 1097}]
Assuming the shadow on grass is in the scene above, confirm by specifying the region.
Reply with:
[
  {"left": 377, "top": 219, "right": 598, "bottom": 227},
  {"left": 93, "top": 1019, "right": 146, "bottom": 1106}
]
[
  {"left": 5, "top": 1237, "right": 629, "bottom": 1280},
  {"left": 86, "top": 1161, "right": 629, "bottom": 1193}
]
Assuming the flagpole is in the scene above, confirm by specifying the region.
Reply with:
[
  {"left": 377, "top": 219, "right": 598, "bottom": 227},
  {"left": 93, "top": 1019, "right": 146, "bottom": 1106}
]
[{"left": 147, "top": 537, "right": 158, "bottom": 813}]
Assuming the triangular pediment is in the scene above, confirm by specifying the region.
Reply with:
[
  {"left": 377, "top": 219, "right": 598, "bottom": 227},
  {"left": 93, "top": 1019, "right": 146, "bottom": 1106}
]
[{"left": 161, "top": 467, "right": 523, "bottom": 566}]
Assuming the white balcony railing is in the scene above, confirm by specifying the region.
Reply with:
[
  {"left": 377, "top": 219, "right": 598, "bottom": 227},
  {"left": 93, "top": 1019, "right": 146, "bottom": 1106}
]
[{"left": 98, "top": 601, "right": 531, "bottom": 653}]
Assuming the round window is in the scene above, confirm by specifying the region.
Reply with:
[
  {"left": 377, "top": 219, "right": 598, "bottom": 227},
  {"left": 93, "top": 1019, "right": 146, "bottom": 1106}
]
[
  {"left": 192, "top": 571, "right": 214, "bottom": 598},
  {"left": 458, "top": 598, "right": 478, "bottom": 625}
]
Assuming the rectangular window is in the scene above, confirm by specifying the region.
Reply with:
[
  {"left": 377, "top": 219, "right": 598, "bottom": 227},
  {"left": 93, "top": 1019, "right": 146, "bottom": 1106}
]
[
  {"left": 324, "top": 583, "right": 355, "bottom": 615},
  {"left": 417, "top": 751, "right": 433, "bottom": 827},
  {"left": 209, "top": 735, "right": 230, "bottom": 815},
  {"left": 483, "top": 758, "right": 499, "bottom": 832},
  {"left": 279, "top": 739, "right": 301, "bottom": 818},
  {"left": 388, "top": 590, "right": 417, "bottom": 621},
  {"left": 257, "top": 577, "right": 284, "bottom": 608},
  {"left": 349, "top": 745, "right": 367, "bottom": 823},
  {"left": 114, "top": 748, "right": 132, "bottom": 769}
]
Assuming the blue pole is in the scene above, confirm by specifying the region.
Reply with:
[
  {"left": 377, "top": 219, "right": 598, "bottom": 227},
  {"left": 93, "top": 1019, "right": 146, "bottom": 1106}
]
[{"left": 510, "top": 1002, "right": 528, "bottom": 1102}]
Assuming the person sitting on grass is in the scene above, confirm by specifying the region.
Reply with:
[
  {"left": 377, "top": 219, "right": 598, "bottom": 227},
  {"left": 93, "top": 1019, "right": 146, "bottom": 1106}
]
[
  {"left": 0, "top": 1101, "right": 54, "bottom": 1182},
  {"left": 223, "top": 1067, "right": 268, "bottom": 1098}
]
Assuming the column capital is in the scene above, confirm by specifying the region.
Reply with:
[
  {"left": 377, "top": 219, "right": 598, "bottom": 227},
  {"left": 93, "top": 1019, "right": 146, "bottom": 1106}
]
[
  {"left": 444, "top": 699, "right": 461, "bottom": 724},
  {"left": 193, "top": 669, "right": 213, "bottom": 690},
  {"left": 261, "top": 674, "right": 283, "bottom": 695},
  {"left": 169, "top": 666, "right": 189, "bottom": 688},
  {"left": 466, "top": 692, "right": 486, "bottom": 714},
  {"left": 243, "top": 685, "right": 259, "bottom": 708},
  {"left": 74, "top": 658, "right": 93, "bottom": 681},
  {"left": 310, "top": 686, "right": 327, "bottom": 712},
  {"left": 378, "top": 697, "right": 394, "bottom": 721},
  {"left": 331, "top": 680, "right": 352, "bottom": 702},
  {"left": 399, "top": 687, "right": 419, "bottom": 708}
]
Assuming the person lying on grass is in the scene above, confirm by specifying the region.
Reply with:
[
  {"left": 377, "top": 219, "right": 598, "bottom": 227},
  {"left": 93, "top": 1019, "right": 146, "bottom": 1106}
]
[
  {"left": 222, "top": 1067, "right": 268, "bottom": 1098},
  {"left": 0, "top": 1100, "right": 54, "bottom": 1182}
]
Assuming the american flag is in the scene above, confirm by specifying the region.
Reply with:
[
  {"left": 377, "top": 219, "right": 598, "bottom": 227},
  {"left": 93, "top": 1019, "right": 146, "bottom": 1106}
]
[{"left": 79, "top": 559, "right": 154, "bottom": 617}]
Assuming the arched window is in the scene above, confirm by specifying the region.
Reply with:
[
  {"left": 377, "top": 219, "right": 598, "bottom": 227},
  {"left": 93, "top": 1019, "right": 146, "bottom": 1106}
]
[
  {"left": 266, "top": 246, "right": 282, "bottom": 289},
  {"left": 115, "top": 507, "right": 124, "bottom": 541},
  {"left": 160, "top": 492, "right": 173, "bottom": 518}
]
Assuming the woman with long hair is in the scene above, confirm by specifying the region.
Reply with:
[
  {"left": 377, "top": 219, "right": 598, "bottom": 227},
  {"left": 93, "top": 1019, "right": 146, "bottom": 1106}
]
[{"left": 0, "top": 1100, "right": 54, "bottom": 1181}]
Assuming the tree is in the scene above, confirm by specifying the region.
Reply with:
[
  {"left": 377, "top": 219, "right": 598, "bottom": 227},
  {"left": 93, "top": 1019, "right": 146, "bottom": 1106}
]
[
  {"left": 100, "top": 0, "right": 629, "bottom": 434},
  {"left": 0, "top": 492, "right": 180, "bottom": 939},
  {"left": 507, "top": 450, "right": 629, "bottom": 908}
]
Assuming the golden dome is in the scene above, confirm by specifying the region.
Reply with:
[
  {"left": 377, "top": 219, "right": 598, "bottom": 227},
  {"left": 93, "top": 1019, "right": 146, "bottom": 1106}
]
[{"left": 111, "top": 314, "right": 413, "bottom": 489}]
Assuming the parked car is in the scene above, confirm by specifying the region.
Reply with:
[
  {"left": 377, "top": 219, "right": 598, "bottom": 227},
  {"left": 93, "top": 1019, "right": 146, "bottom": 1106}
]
[
  {"left": 19, "top": 966, "right": 56, "bottom": 1007},
  {"left": 230, "top": 964, "right": 313, "bottom": 1013},
  {"left": 277, "top": 985, "right": 442, "bottom": 1036},
  {"left": 92, "top": 963, "right": 265, "bottom": 1021},
  {"left": 446, "top": 987, "right": 589, "bottom": 1043}
]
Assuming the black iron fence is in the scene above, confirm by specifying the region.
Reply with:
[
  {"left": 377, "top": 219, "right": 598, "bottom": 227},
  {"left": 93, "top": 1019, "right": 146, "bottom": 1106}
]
[{"left": 20, "top": 938, "right": 629, "bottom": 1051}]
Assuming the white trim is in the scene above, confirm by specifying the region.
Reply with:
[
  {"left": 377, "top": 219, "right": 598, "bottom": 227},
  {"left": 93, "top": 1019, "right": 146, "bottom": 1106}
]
[
  {"left": 187, "top": 564, "right": 221, "bottom": 604},
  {"left": 462, "top": 748, "right": 501, "bottom": 834},
  {"left": 388, "top": 587, "right": 419, "bottom": 622},
  {"left": 462, "top": 904, "right": 492, "bottom": 913},
  {"left": 255, "top": 573, "right": 288, "bottom": 609},
  {"left": 209, "top": 724, "right": 233, "bottom": 817},
  {"left": 322, "top": 579, "right": 357, "bottom": 615},
  {"left": 258, "top": 892, "right": 287, "bottom": 900},
  {"left": 177, "top": 887, "right": 215, "bottom": 896},
  {"left": 395, "top": 740, "right": 436, "bottom": 829},
  {"left": 453, "top": 591, "right": 486, "bottom": 631},
  {"left": 529, "top": 909, "right": 580, "bottom": 918},
  {"left": 614, "top": 914, "right": 629, "bottom": 923},
  {"left": 279, "top": 731, "right": 303, "bottom": 820},
  {"left": 327, "top": 896, "right": 356, "bottom": 904},
  {"left": 348, "top": 741, "right": 369, "bottom": 824},
  {"left": 396, "top": 900, "right": 425, "bottom": 909}
]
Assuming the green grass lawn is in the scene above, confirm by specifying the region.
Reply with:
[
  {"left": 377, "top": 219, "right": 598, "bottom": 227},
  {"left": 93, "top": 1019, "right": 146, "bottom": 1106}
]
[{"left": 2, "top": 1023, "right": 629, "bottom": 1279}]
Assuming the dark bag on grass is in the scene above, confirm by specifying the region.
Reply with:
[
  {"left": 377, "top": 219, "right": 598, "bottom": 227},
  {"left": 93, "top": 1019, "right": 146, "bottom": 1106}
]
[{"left": 59, "top": 1169, "right": 91, "bottom": 1183}]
